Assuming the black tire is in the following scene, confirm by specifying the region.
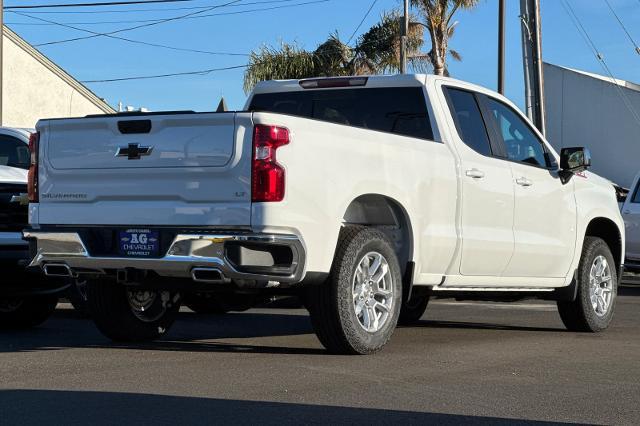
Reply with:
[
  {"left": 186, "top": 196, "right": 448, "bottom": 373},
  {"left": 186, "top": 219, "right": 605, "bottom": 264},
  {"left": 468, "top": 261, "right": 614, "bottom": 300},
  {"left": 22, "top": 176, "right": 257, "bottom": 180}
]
[
  {"left": 87, "top": 278, "right": 180, "bottom": 342},
  {"left": 557, "top": 237, "right": 617, "bottom": 332},
  {"left": 183, "top": 293, "right": 255, "bottom": 314},
  {"left": 0, "top": 295, "right": 58, "bottom": 329},
  {"left": 306, "top": 226, "right": 403, "bottom": 355},
  {"left": 398, "top": 293, "right": 430, "bottom": 325},
  {"left": 66, "top": 279, "right": 90, "bottom": 317}
]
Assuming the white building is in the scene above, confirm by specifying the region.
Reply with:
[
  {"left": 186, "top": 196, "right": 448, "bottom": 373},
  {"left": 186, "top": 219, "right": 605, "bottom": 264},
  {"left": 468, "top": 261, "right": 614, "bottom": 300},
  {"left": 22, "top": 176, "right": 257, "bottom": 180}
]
[
  {"left": 544, "top": 62, "right": 640, "bottom": 188},
  {"left": 2, "top": 26, "right": 114, "bottom": 128}
]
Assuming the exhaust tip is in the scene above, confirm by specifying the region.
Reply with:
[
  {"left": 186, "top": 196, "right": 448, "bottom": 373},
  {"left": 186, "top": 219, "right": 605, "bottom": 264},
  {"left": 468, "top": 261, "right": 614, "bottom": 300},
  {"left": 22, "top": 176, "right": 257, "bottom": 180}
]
[
  {"left": 191, "top": 267, "right": 225, "bottom": 283},
  {"left": 43, "top": 263, "right": 73, "bottom": 278}
]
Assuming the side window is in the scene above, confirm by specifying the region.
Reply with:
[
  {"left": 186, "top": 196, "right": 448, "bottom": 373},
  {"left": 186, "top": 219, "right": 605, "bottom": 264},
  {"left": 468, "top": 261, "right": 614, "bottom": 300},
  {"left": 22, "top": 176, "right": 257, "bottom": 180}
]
[
  {"left": 633, "top": 184, "right": 640, "bottom": 204},
  {"left": 486, "top": 98, "right": 549, "bottom": 168},
  {"left": 444, "top": 88, "right": 492, "bottom": 156},
  {"left": 0, "top": 135, "right": 29, "bottom": 170}
]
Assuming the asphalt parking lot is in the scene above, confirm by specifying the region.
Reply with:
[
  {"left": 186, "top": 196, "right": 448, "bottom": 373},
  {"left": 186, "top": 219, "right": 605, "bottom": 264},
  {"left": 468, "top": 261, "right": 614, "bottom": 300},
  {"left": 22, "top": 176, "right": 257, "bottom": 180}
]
[{"left": 1, "top": 287, "right": 639, "bottom": 425}]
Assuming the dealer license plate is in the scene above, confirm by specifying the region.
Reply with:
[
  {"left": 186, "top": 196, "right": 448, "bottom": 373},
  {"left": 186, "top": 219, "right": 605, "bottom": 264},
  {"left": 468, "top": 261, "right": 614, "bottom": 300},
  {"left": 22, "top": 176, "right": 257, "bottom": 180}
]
[{"left": 118, "top": 229, "right": 159, "bottom": 257}]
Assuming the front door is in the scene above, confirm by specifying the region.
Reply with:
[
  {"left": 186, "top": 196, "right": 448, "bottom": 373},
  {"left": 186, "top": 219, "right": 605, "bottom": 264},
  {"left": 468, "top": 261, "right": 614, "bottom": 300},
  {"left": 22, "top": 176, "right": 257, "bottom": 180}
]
[
  {"left": 485, "top": 96, "right": 577, "bottom": 278},
  {"left": 442, "top": 87, "right": 515, "bottom": 276}
]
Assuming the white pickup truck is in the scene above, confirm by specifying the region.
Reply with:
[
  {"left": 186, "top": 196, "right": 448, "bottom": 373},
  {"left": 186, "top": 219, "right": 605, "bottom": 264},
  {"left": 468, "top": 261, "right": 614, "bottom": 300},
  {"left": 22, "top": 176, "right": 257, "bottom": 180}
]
[{"left": 25, "top": 75, "right": 624, "bottom": 354}]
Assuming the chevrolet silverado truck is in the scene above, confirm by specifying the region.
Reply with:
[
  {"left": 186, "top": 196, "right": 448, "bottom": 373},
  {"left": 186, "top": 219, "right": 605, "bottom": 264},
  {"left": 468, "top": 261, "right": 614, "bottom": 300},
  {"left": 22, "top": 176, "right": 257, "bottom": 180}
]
[
  {"left": 0, "top": 127, "right": 66, "bottom": 329},
  {"left": 24, "top": 75, "right": 624, "bottom": 354}
]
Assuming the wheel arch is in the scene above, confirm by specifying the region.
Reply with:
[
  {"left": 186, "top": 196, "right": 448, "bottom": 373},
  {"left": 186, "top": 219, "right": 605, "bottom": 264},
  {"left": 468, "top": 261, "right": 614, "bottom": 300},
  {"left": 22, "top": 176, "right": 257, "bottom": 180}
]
[
  {"left": 584, "top": 217, "right": 623, "bottom": 277},
  {"left": 342, "top": 194, "right": 414, "bottom": 276}
]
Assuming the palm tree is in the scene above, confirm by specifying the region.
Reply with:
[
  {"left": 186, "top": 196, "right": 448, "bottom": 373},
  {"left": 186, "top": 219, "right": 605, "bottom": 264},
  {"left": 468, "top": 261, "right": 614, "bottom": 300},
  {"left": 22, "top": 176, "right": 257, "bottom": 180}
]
[
  {"left": 410, "top": 0, "right": 480, "bottom": 76},
  {"left": 243, "top": 11, "right": 427, "bottom": 93}
]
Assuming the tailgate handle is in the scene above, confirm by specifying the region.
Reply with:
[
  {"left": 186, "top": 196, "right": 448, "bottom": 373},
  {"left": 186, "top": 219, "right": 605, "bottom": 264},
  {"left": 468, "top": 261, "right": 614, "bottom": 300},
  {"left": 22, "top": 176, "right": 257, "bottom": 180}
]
[{"left": 118, "top": 120, "right": 152, "bottom": 134}]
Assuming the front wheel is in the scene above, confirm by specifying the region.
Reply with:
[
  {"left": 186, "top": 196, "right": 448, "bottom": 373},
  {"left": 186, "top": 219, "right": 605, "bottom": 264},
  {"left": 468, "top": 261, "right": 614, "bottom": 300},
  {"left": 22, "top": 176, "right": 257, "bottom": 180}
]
[
  {"left": 557, "top": 237, "right": 617, "bottom": 332},
  {"left": 0, "top": 295, "right": 58, "bottom": 329},
  {"left": 307, "top": 227, "right": 402, "bottom": 355},
  {"left": 87, "top": 279, "right": 180, "bottom": 342}
]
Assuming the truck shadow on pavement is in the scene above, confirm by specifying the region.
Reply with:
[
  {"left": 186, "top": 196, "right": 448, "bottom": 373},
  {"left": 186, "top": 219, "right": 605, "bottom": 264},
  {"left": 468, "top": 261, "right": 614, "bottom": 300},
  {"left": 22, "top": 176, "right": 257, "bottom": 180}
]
[
  {"left": 404, "top": 320, "right": 566, "bottom": 333},
  {"left": 0, "top": 389, "right": 571, "bottom": 425},
  {"left": 0, "top": 311, "right": 328, "bottom": 355},
  {"left": 1, "top": 304, "right": 599, "bottom": 355}
]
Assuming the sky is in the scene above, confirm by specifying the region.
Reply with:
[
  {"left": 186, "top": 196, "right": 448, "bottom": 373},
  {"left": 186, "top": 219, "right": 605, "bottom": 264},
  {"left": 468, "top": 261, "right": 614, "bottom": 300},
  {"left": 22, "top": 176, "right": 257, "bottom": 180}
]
[{"left": 4, "top": 0, "right": 639, "bottom": 112}]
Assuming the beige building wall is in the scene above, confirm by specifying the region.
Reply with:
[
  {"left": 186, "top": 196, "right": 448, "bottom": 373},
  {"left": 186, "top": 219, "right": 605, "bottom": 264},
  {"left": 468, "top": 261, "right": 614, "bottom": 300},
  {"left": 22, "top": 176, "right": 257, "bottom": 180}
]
[{"left": 2, "top": 27, "right": 114, "bottom": 129}]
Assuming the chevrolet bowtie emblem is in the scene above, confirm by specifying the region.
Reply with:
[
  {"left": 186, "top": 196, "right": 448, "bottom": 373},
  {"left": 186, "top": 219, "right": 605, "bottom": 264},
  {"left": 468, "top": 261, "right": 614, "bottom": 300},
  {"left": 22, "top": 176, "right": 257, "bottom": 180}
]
[{"left": 116, "top": 143, "right": 153, "bottom": 160}]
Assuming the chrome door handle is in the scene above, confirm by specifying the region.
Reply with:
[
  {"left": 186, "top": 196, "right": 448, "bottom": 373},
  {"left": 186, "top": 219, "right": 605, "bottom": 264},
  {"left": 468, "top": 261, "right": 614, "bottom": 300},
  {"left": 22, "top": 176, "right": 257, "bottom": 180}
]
[
  {"left": 465, "top": 168, "right": 485, "bottom": 179},
  {"left": 516, "top": 177, "right": 533, "bottom": 187}
]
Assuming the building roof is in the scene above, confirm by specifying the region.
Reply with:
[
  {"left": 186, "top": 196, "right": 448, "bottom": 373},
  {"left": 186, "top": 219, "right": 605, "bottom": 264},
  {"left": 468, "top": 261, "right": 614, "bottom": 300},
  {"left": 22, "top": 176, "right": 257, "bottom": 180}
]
[
  {"left": 3, "top": 26, "right": 115, "bottom": 114},
  {"left": 544, "top": 62, "right": 640, "bottom": 93}
]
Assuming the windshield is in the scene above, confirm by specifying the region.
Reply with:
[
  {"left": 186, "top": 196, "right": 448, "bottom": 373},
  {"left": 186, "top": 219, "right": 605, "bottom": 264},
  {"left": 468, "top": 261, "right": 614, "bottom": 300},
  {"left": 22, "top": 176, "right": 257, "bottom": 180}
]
[{"left": 0, "top": 134, "right": 29, "bottom": 170}]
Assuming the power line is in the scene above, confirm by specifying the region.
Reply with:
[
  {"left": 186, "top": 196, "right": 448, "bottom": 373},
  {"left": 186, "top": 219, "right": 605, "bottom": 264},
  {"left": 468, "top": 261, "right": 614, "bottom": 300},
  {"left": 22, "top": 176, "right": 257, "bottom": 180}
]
[
  {"left": 3, "top": 0, "right": 195, "bottom": 9},
  {"left": 6, "top": 0, "right": 328, "bottom": 26},
  {"left": 11, "top": 10, "right": 249, "bottom": 56},
  {"left": 560, "top": 0, "right": 640, "bottom": 127},
  {"left": 33, "top": 0, "right": 244, "bottom": 47},
  {"left": 5, "top": 0, "right": 297, "bottom": 14},
  {"left": 81, "top": 64, "right": 248, "bottom": 82},
  {"left": 602, "top": 0, "right": 640, "bottom": 55},
  {"left": 82, "top": 30, "right": 428, "bottom": 84},
  {"left": 347, "top": 0, "right": 378, "bottom": 44}
]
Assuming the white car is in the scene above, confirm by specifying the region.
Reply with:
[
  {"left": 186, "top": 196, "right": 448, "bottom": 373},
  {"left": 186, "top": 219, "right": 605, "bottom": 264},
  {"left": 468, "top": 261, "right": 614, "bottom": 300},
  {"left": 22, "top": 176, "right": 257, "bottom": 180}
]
[
  {"left": 0, "top": 127, "right": 65, "bottom": 328},
  {"left": 622, "top": 173, "right": 640, "bottom": 272},
  {"left": 24, "top": 75, "right": 624, "bottom": 354}
]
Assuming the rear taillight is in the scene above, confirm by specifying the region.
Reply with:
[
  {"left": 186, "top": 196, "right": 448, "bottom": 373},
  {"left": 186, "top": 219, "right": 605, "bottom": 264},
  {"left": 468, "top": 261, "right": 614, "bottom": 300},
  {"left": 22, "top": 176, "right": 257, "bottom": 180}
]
[
  {"left": 252, "top": 125, "right": 289, "bottom": 202},
  {"left": 28, "top": 132, "right": 39, "bottom": 203}
]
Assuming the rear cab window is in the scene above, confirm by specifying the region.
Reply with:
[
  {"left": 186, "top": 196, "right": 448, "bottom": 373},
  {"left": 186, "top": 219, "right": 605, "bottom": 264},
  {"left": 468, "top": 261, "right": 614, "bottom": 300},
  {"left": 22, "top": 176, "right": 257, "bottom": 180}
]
[{"left": 248, "top": 87, "right": 434, "bottom": 141}]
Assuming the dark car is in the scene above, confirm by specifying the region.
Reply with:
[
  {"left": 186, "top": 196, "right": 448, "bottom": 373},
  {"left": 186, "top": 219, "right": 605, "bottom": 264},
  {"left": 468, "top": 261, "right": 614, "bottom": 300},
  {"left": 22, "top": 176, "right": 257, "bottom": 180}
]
[{"left": 0, "top": 127, "right": 69, "bottom": 329}]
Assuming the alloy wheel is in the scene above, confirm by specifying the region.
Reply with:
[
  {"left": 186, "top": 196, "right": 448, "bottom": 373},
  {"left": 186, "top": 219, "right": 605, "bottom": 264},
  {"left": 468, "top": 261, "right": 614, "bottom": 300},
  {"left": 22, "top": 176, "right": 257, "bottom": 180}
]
[
  {"left": 352, "top": 251, "right": 394, "bottom": 333},
  {"left": 589, "top": 255, "right": 613, "bottom": 317}
]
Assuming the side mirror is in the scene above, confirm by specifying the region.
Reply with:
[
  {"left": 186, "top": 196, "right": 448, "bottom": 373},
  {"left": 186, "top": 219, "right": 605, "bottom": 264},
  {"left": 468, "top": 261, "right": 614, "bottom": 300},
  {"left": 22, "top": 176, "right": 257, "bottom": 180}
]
[{"left": 560, "top": 147, "right": 591, "bottom": 173}]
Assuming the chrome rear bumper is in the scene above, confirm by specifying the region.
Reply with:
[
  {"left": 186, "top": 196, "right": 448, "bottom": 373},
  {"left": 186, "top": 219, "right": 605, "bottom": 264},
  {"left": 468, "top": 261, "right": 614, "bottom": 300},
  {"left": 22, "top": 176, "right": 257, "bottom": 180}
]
[{"left": 23, "top": 231, "right": 306, "bottom": 284}]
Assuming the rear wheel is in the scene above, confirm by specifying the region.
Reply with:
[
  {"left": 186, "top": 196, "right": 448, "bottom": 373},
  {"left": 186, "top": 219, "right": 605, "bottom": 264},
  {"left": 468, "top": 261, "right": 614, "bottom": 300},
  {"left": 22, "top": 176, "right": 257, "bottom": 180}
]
[
  {"left": 0, "top": 295, "right": 58, "bottom": 329},
  {"left": 307, "top": 227, "right": 402, "bottom": 355},
  {"left": 87, "top": 279, "right": 180, "bottom": 342},
  {"left": 557, "top": 237, "right": 617, "bottom": 332}
]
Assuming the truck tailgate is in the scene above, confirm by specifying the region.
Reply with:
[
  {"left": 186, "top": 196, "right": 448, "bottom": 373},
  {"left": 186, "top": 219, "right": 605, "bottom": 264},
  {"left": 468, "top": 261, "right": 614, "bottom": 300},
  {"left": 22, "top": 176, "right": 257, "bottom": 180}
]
[{"left": 35, "top": 112, "right": 253, "bottom": 226}]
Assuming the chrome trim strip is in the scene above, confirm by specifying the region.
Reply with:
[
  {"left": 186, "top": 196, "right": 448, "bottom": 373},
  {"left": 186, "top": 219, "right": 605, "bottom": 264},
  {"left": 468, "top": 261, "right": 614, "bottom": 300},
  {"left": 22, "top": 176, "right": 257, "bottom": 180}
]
[
  {"left": 23, "top": 231, "right": 306, "bottom": 283},
  {"left": 432, "top": 286, "right": 554, "bottom": 292}
]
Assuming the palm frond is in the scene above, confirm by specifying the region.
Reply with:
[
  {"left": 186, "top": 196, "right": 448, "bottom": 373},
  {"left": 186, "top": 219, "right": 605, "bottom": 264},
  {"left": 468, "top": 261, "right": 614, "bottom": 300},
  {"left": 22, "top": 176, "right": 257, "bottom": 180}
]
[{"left": 243, "top": 43, "right": 316, "bottom": 93}]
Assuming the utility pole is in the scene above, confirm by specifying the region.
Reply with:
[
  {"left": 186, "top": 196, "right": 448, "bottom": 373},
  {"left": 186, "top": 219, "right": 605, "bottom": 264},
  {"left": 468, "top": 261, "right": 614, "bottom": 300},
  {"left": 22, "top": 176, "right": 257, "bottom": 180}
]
[
  {"left": 400, "top": 0, "right": 409, "bottom": 74},
  {"left": 520, "top": 0, "right": 546, "bottom": 135},
  {"left": 497, "top": 0, "right": 506, "bottom": 95},
  {"left": 0, "top": 0, "right": 4, "bottom": 126}
]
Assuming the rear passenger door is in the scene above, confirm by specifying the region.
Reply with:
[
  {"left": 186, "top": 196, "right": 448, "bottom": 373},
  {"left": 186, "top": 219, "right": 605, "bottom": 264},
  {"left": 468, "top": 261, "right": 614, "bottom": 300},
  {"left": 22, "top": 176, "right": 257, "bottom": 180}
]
[
  {"left": 443, "top": 87, "right": 515, "bottom": 276},
  {"left": 484, "top": 96, "right": 577, "bottom": 278}
]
